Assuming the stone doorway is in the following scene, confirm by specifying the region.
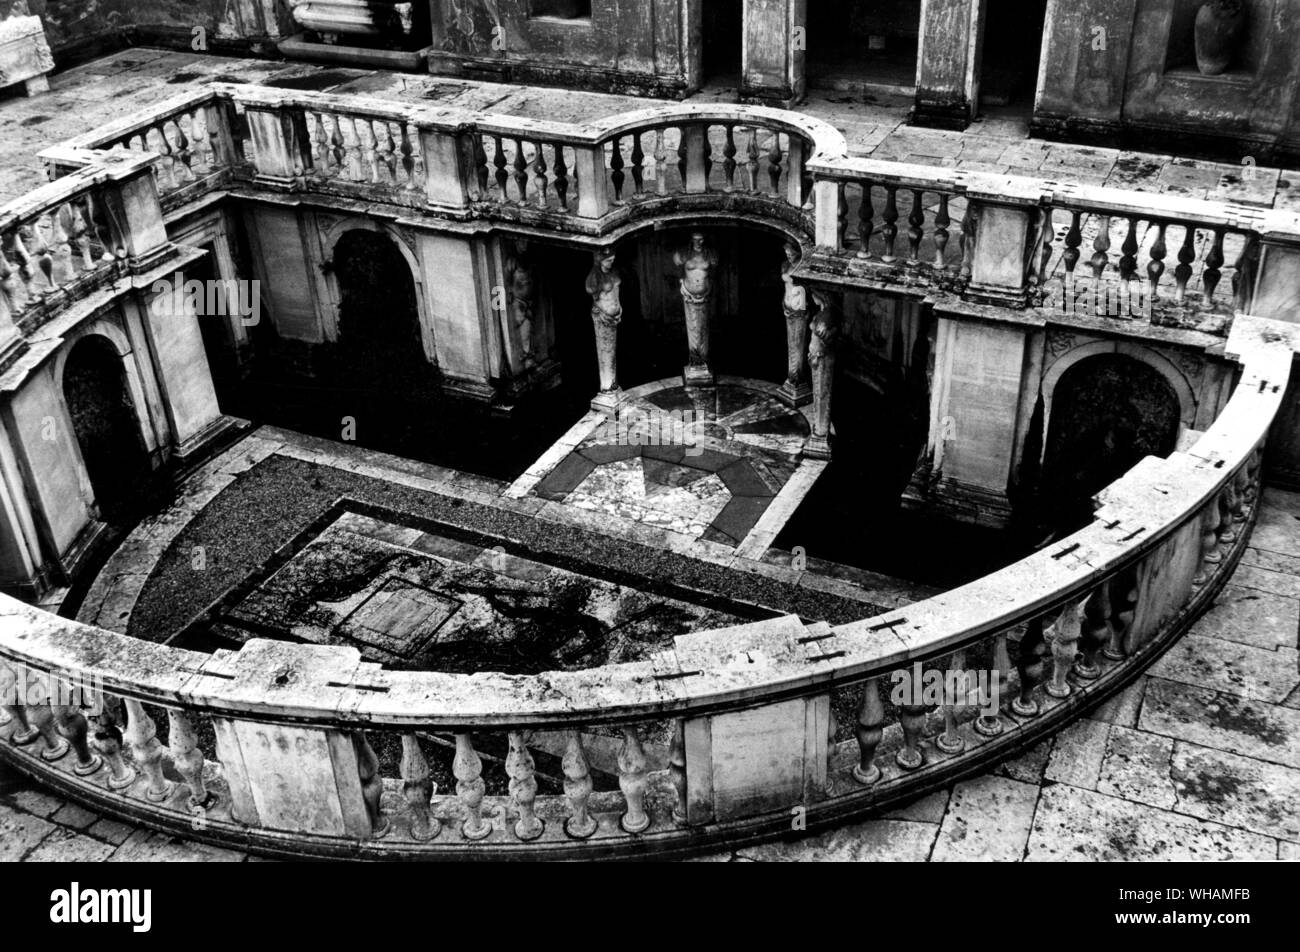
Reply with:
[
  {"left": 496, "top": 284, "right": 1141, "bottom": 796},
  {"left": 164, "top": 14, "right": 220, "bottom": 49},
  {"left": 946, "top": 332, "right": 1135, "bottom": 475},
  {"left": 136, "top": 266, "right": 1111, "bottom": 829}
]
[
  {"left": 978, "top": 0, "right": 1049, "bottom": 116},
  {"left": 702, "top": 0, "right": 743, "bottom": 87},
  {"left": 62, "top": 336, "right": 153, "bottom": 525},
  {"left": 806, "top": 0, "right": 921, "bottom": 97}
]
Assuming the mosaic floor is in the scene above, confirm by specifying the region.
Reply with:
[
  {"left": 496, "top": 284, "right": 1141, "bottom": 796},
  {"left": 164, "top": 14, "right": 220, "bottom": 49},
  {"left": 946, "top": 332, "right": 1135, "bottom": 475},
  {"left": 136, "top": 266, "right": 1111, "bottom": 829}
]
[
  {"left": 200, "top": 509, "right": 753, "bottom": 672},
  {"left": 517, "top": 382, "right": 823, "bottom": 549}
]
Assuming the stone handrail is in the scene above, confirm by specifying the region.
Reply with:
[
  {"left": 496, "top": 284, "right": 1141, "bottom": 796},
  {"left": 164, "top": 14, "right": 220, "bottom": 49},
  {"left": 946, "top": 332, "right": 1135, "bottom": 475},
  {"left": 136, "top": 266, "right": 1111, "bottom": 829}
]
[{"left": 0, "top": 309, "right": 1291, "bottom": 857}]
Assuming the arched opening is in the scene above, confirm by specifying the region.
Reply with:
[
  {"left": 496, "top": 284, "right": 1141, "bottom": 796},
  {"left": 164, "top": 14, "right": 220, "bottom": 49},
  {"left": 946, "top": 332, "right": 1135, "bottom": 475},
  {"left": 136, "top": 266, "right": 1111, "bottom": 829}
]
[
  {"left": 62, "top": 336, "right": 153, "bottom": 525},
  {"left": 1040, "top": 353, "right": 1182, "bottom": 529},
  {"left": 319, "top": 229, "right": 436, "bottom": 450}
]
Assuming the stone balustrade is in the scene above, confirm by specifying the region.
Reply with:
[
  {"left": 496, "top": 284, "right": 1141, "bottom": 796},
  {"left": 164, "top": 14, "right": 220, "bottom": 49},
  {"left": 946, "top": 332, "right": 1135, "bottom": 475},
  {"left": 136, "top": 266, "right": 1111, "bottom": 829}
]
[{"left": 0, "top": 310, "right": 1291, "bottom": 858}]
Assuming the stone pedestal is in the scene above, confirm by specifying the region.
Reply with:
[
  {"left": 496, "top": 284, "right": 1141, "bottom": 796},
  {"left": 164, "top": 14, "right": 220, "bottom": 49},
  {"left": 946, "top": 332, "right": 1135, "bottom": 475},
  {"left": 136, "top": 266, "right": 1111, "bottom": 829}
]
[
  {"left": 0, "top": 15, "right": 54, "bottom": 98},
  {"left": 779, "top": 304, "right": 812, "bottom": 407},
  {"left": 741, "top": 0, "right": 807, "bottom": 105},
  {"left": 805, "top": 293, "right": 839, "bottom": 461},
  {"left": 964, "top": 199, "right": 1037, "bottom": 308}
]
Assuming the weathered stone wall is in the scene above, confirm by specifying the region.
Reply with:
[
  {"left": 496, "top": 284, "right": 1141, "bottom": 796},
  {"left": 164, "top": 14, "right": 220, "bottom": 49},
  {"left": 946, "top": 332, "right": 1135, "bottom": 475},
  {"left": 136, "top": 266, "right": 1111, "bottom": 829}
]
[
  {"left": 26, "top": 0, "right": 292, "bottom": 58},
  {"left": 429, "top": 0, "right": 698, "bottom": 97},
  {"left": 1033, "top": 0, "right": 1300, "bottom": 161}
]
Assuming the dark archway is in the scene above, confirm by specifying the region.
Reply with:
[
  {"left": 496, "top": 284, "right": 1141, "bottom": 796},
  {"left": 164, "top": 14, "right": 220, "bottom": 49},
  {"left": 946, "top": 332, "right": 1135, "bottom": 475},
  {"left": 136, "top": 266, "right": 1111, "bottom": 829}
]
[
  {"left": 322, "top": 229, "right": 434, "bottom": 447},
  {"left": 1041, "top": 354, "right": 1182, "bottom": 528},
  {"left": 62, "top": 337, "right": 153, "bottom": 524}
]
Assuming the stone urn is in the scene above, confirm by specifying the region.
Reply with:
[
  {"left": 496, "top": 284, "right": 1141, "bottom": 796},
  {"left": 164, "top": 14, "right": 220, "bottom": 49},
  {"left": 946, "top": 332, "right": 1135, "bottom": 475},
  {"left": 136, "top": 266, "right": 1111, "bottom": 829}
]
[{"left": 1194, "top": 0, "right": 1246, "bottom": 75}]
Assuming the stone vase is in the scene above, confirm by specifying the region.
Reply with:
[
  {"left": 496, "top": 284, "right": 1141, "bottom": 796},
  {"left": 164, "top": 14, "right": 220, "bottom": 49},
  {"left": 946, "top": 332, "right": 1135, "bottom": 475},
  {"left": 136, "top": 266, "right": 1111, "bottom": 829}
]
[{"left": 1194, "top": 0, "right": 1246, "bottom": 76}]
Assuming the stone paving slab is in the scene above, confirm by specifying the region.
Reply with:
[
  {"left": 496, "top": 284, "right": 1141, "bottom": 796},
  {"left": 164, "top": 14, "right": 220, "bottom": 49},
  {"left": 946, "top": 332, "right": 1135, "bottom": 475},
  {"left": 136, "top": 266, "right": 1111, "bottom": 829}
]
[{"left": 931, "top": 775, "right": 1039, "bottom": 862}]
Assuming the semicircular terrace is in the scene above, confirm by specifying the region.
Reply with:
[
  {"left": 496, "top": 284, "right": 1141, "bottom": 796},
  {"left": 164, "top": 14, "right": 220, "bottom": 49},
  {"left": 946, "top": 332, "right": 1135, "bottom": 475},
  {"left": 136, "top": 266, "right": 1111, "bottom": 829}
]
[{"left": 1, "top": 84, "right": 1299, "bottom": 860}]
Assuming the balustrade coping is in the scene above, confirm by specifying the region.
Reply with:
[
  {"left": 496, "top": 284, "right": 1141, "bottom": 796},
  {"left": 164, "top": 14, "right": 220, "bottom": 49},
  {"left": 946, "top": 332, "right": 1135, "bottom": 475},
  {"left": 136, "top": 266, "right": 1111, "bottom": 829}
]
[
  {"left": 1, "top": 149, "right": 159, "bottom": 232},
  {"left": 0, "top": 316, "right": 1291, "bottom": 731}
]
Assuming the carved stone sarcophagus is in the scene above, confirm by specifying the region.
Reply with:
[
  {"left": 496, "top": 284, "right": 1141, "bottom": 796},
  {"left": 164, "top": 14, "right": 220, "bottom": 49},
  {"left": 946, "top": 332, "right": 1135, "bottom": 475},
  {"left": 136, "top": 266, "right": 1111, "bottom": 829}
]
[
  {"left": 289, "top": 0, "right": 418, "bottom": 41},
  {"left": 0, "top": 11, "right": 54, "bottom": 96}
]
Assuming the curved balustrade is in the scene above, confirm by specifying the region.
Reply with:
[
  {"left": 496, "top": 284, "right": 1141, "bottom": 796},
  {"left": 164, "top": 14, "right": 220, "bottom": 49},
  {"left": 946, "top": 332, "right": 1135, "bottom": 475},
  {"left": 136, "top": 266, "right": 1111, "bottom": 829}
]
[{"left": 0, "top": 313, "right": 1290, "bottom": 859}]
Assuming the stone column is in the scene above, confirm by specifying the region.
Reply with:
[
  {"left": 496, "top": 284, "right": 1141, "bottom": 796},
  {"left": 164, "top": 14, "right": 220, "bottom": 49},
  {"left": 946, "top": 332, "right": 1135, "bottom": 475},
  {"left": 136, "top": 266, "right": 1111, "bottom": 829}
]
[
  {"left": 741, "top": 0, "right": 806, "bottom": 104},
  {"left": 586, "top": 249, "right": 623, "bottom": 413},
  {"left": 674, "top": 233, "right": 717, "bottom": 387},
  {"left": 805, "top": 289, "right": 839, "bottom": 460},
  {"left": 779, "top": 241, "right": 812, "bottom": 407},
  {"left": 913, "top": 0, "right": 983, "bottom": 130}
]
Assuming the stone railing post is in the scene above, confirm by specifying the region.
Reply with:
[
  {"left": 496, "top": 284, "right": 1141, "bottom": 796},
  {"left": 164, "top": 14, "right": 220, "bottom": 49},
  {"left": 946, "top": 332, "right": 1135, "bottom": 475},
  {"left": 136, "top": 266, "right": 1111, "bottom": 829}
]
[
  {"left": 573, "top": 143, "right": 610, "bottom": 219},
  {"left": 419, "top": 122, "right": 475, "bottom": 210},
  {"left": 98, "top": 151, "right": 173, "bottom": 271},
  {"left": 813, "top": 178, "right": 842, "bottom": 250},
  {"left": 242, "top": 102, "right": 311, "bottom": 189},
  {"left": 962, "top": 178, "right": 1044, "bottom": 307},
  {"left": 1241, "top": 213, "right": 1300, "bottom": 320}
]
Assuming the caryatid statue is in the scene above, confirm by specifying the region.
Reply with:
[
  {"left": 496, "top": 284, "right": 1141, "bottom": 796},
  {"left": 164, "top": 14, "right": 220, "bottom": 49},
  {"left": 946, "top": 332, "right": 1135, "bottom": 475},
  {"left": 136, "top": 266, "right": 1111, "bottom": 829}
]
[
  {"left": 586, "top": 248, "right": 622, "bottom": 409},
  {"left": 673, "top": 232, "right": 718, "bottom": 386},
  {"left": 806, "top": 288, "right": 840, "bottom": 460},
  {"left": 779, "top": 241, "right": 812, "bottom": 407},
  {"left": 503, "top": 240, "right": 537, "bottom": 368}
]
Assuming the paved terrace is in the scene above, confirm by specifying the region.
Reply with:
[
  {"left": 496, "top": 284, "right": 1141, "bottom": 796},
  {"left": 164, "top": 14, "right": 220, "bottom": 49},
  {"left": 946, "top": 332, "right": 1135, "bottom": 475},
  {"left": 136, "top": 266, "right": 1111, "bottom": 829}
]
[
  {"left": 2, "top": 427, "right": 1298, "bottom": 862},
  {"left": 0, "top": 48, "right": 1297, "bottom": 211}
]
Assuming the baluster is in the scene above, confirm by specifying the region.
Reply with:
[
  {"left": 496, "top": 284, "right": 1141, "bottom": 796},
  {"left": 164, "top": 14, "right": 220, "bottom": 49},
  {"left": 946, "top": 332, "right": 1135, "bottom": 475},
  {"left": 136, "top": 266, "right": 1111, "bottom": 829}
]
[
  {"left": 167, "top": 709, "right": 208, "bottom": 806},
  {"left": 399, "top": 125, "right": 416, "bottom": 187},
  {"left": 355, "top": 731, "right": 389, "bottom": 837},
  {"left": 701, "top": 125, "right": 714, "bottom": 184},
  {"left": 329, "top": 115, "right": 347, "bottom": 172},
  {"left": 933, "top": 194, "right": 951, "bottom": 269},
  {"left": 676, "top": 129, "right": 688, "bottom": 189},
  {"left": 895, "top": 702, "right": 927, "bottom": 770},
  {"left": 0, "top": 246, "right": 19, "bottom": 320},
  {"left": 1193, "top": 496, "right": 1223, "bottom": 586},
  {"left": 154, "top": 124, "right": 177, "bottom": 190},
  {"left": 880, "top": 187, "right": 900, "bottom": 263},
  {"left": 453, "top": 733, "right": 491, "bottom": 839},
  {"left": 32, "top": 219, "right": 54, "bottom": 292},
  {"left": 1203, "top": 227, "right": 1225, "bottom": 306},
  {"left": 87, "top": 193, "right": 116, "bottom": 261},
  {"left": 122, "top": 699, "right": 171, "bottom": 801},
  {"left": 1147, "top": 221, "right": 1167, "bottom": 300},
  {"left": 853, "top": 677, "right": 885, "bottom": 784},
  {"left": 1089, "top": 214, "right": 1112, "bottom": 280},
  {"left": 52, "top": 207, "right": 73, "bottom": 286},
  {"left": 936, "top": 649, "right": 967, "bottom": 754},
  {"left": 856, "top": 181, "right": 874, "bottom": 259},
  {"left": 71, "top": 200, "right": 93, "bottom": 273},
  {"left": 552, "top": 143, "right": 569, "bottom": 208},
  {"left": 1174, "top": 224, "right": 1195, "bottom": 304},
  {"left": 722, "top": 124, "right": 737, "bottom": 191},
  {"left": 312, "top": 113, "right": 330, "bottom": 171},
  {"left": 669, "top": 720, "right": 688, "bottom": 823},
  {"left": 533, "top": 143, "right": 549, "bottom": 209},
  {"left": 493, "top": 135, "right": 509, "bottom": 201},
  {"left": 959, "top": 203, "right": 977, "bottom": 280},
  {"left": 505, "top": 730, "right": 544, "bottom": 840},
  {"left": 1218, "top": 484, "right": 1238, "bottom": 545},
  {"left": 0, "top": 660, "right": 37, "bottom": 743},
  {"left": 1012, "top": 616, "right": 1048, "bottom": 717},
  {"left": 173, "top": 119, "right": 193, "bottom": 179},
  {"left": 1076, "top": 586, "right": 1111, "bottom": 680},
  {"left": 561, "top": 730, "right": 597, "bottom": 839},
  {"left": 767, "top": 132, "right": 783, "bottom": 193},
  {"left": 1062, "top": 210, "right": 1083, "bottom": 293},
  {"left": 654, "top": 129, "right": 668, "bottom": 196},
  {"left": 1105, "top": 576, "right": 1138, "bottom": 660},
  {"left": 364, "top": 120, "right": 382, "bottom": 184},
  {"left": 472, "top": 135, "right": 489, "bottom": 198},
  {"left": 26, "top": 698, "right": 69, "bottom": 762},
  {"left": 1045, "top": 601, "right": 1082, "bottom": 699},
  {"left": 629, "top": 131, "right": 645, "bottom": 195},
  {"left": 1035, "top": 207, "right": 1054, "bottom": 287},
  {"left": 975, "top": 632, "right": 1010, "bottom": 737},
  {"left": 906, "top": 188, "right": 925, "bottom": 265},
  {"left": 1117, "top": 217, "right": 1139, "bottom": 286},
  {"left": 617, "top": 726, "right": 651, "bottom": 833},
  {"left": 93, "top": 713, "right": 137, "bottom": 794},
  {"left": 384, "top": 123, "right": 401, "bottom": 184},
  {"left": 1231, "top": 465, "right": 1250, "bottom": 524},
  {"left": 401, "top": 733, "right": 439, "bottom": 841},
  {"left": 745, "top": 126, "right": 760, "bottom": 192},
  {"left": 512, "top": 138, "right": 529, "bottom": 202},
  {"left": 12, "top": 229, "right": 37, "bottom": 300},
  {"left": 837, "top": 182, "right": 848, "bottom": 250},
  {"left": 601, "top": 139, "right": 622, "bottom": 205}
]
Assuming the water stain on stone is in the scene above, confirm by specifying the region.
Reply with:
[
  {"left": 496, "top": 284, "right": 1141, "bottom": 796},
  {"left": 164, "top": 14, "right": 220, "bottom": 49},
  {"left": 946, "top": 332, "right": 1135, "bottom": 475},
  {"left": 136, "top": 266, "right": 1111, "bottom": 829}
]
[
  {"left": 1205, "top": 695, "right": 1287, "bottom": 746},
  {"left": 263, "top": 69, "right": 359, "bottom": 91},
  {"left": 168, "top": 71, "right": 206, "bottom": 84},
  {"left": 21, "top": 115, "right": 50, "bottom": 126},
  {"left": 1172, "top": 764, "right": 1243, "bottom": 806}
]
